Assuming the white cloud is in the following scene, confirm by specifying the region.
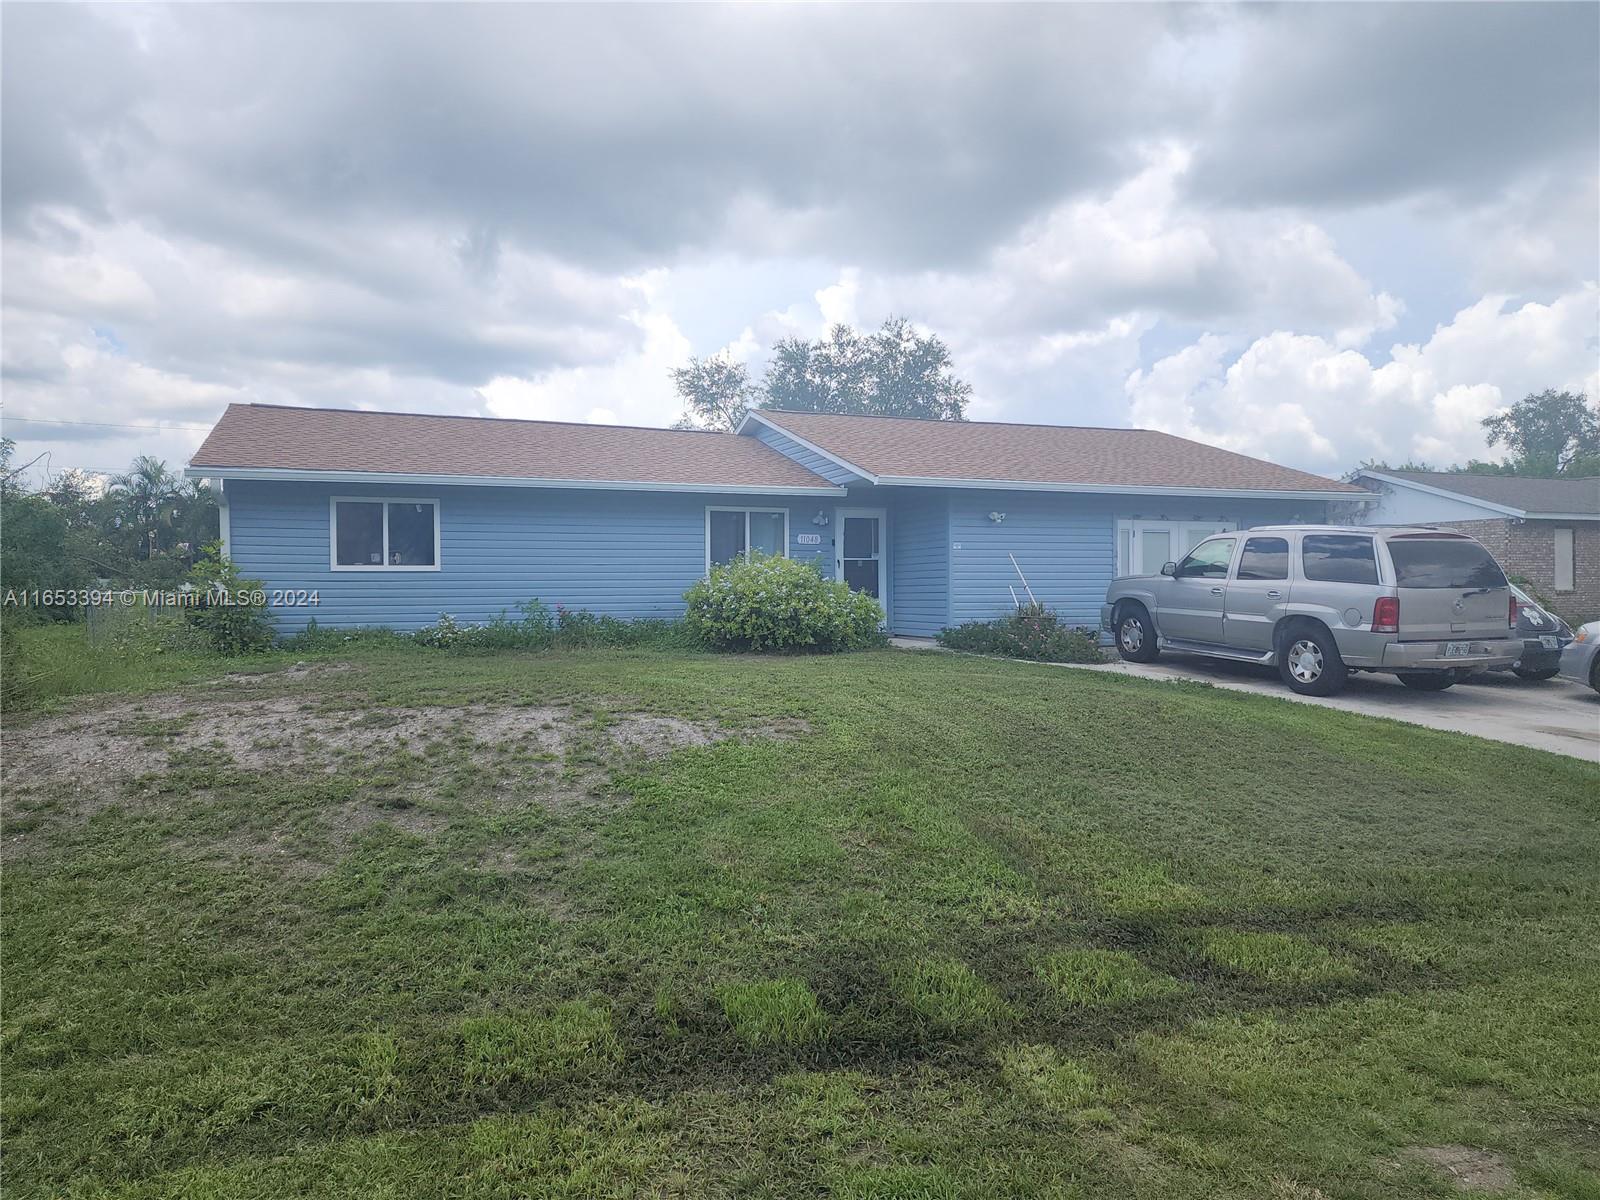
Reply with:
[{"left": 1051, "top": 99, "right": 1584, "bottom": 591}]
[
  {"left": 847, "top": 144, "right": 1399, "bottom": 351},
  {"left": 1126, "top": 286, "right": 1600, "bottom": 472},
  {"left": 476, "top": 273, "right": 692, "bottom": 427},
  {"left": 1, "top": 3, "right": 1592, "bottom": 482},
  {"left": 814, "top": 268, "right": 860, "bottom": 330}
]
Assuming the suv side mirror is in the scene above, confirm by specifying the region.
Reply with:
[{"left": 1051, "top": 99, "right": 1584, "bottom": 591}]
[{"left": 1160, "top": 561, "right": 1177, "bottom": 577}]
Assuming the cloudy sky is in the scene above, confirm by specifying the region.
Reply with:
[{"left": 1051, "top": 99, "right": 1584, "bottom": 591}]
[{"left": 3, "top": 2, "right": 1597, "bottom": 485}]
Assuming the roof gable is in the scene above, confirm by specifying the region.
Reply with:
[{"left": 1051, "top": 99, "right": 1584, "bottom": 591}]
[
  {"left": 749, "top": 410, "right": 1365, "bottom": 496},
  {"left": 188, "top": 404, "right": 843, "bottom": 493},
  {"left": 1360, "top": 469, "right": 1600, "bottom": 517}
]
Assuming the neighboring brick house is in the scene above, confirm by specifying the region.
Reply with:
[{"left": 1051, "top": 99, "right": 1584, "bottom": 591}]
[{"left": 1348, "top": 470, "right": 1600, "bottom": 625}]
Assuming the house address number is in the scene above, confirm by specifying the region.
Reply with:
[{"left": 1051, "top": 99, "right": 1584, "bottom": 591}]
[{"left": 796, "top": 533, "right": 823, "bottom": 545}]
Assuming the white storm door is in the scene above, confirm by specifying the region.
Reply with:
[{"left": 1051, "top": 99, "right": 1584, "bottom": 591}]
[{"left": 836, "top": 509, "right": 886, "bottom": 600}]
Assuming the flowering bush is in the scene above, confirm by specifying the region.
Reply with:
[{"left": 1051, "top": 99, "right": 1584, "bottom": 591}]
[
  {"left": 936, "top": 603, "right": 1103, "bottom": 663},
  {"left": 683, "top": 554, "right": 886, "bottom": 653},
  {"left": 413, "top": 612, "right": 468, "bottom": 649}
]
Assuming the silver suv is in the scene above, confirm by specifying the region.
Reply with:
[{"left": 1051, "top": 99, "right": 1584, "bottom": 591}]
[{"left": 1101, "top": 525, "right": 1520, "bottom": 696}]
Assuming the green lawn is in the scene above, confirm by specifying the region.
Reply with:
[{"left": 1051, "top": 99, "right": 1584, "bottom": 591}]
[{"left": 3, "top": 640, "right": 1598, "bottom": 1198}]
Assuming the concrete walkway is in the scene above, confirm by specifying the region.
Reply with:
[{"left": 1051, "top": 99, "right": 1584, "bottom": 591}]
[{"left": 890, "top": 637, "right": 1600, "bottom": 762}]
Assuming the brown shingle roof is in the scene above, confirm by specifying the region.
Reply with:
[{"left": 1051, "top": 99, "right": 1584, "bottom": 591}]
[
  {"left": 755, "top": 410, "right": 1366, "bottom": 495},
  {"left": 189, "top": 404, "right": 841, "bottom": 491},
  {"left": 1377, "top": 470, "right": 1600, "bottom": 516}
]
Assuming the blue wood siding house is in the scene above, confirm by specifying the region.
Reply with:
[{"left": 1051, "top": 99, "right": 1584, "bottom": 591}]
[{"left": 187, "top": 404, "right": 1371, "bottom": 636}]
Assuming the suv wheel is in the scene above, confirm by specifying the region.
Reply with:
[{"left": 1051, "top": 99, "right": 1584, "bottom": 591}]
[
  {"left": 1397, "top": 672, "right": 1455, "bottom": 692},
  {"left": 1277, "top": 624, "right": 1348, "bottom": 696},
  {"left": 1115, "top": 606, "right": 1160, "bottom": 663}
]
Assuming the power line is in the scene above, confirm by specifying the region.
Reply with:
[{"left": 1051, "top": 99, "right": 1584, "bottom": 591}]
[{"left": 0, "top": 415, "right": 214, "bottom": 432}]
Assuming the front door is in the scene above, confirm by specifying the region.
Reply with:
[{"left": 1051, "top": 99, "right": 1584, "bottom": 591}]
[{"left": 836, "top": 509, "right": 885, "bottom": 600}]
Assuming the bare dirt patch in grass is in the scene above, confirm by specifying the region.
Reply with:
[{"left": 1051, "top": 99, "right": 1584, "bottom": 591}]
[
  {"left": 5, "top": 694, "right": 789, "bottom": 788},
  {"left": 215, "top": 661, "right": 359, "bottom": 686},
  {"left": 1406, "top": 1145, "right": 1514, "bottom": 1191},
  {"left": 175, "top": 829, "right": 330, "bottom": 880},
  {"left": 1, "top": 682, "right": 811, "bottom": 864}
]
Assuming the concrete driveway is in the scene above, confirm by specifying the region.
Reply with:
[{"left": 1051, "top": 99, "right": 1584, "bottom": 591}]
[{"left": 891, "top": 638, "right": 1599, "bottom": 761}]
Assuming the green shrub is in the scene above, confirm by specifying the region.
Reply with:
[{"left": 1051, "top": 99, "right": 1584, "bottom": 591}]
[
  {"left": 683, "top": 554, "right": 886, "bottom": 653},
  {"left": 413, "top": 612, "right": 468, "bottom": 650},
  {"left": 280, "top": 619, "right": 410, "bottom": 653},
  {"left": 1, "top": 618, "right": 32, "bottom": 709},
  {"left": 96, "top": 604, "right": 213, "bottom": 659},
  {"left": 408, "top": 600, "right": 688, "bottom": 653},
  {"left": 553, "top": 603, "right": 650, "bottom": 649},
  {"left": 184, "top": 546, "right": 274, "bottom": 654},
  {"left": 936, "top": 603, "right": 1103, "bottom": 663}
]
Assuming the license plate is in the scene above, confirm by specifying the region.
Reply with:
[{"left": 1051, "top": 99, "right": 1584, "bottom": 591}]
[
  {"left": 1539, "top": 636, "right": 1560, "bottom": 650},
  {"left": 1443, "top": 641, "right": 1474, "bottom": 658}
]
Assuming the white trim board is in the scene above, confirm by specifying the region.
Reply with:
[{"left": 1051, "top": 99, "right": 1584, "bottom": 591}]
[
  {"left": 878, "top": 475, "right": 1369, "bottom": 502},
  {"left": 185, "top": 465, "right": 846, "bottom": 497},
  {"left": 191, "top": 458, "right": 1370, "bottom": 505},
  {"left": 212, "top": 477, "right": 231, "bottom": 558}
]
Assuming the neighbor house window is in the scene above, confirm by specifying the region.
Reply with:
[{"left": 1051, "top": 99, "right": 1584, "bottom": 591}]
[
  {"left": 331, "top": 498, "right": 440, "bottom": 570},
  {"left": 1554, "top": 527, "right": 1575, "bottom": 591},
  {"left": 706, "top": 507, "right": 788, "bottom": 571}
]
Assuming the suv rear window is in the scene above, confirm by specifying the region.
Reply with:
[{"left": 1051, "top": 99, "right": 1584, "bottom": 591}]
[
  {"left": 1386, "top": 538, "right": 1506, "bottom": 589},
  {"left": 1301, "top": 535, "right": 1378, "bottom": 584}
]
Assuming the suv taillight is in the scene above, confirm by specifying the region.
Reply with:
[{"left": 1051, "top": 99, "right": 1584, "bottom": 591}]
[
  {"left": 1509, "top": 595, "right": 1519, "bottom": 628},
  {"left": 1373, "top": 596, "right": 1399, "bottom": 633}
]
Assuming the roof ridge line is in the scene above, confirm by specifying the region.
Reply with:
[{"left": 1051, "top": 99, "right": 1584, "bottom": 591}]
[
  {"left": 761, "top": 408, "right": 1155, "bottom": 433},
  {"left": 240, "top": 402, "right": 735, "bottom": 437}
]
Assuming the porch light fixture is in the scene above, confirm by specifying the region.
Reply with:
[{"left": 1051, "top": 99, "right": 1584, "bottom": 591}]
[
  {"left": 988, "top": 511, "right": 1006, "bottom": 524},
  {"left": 812, "top": 510, "right": 830, "bottom": 526}
]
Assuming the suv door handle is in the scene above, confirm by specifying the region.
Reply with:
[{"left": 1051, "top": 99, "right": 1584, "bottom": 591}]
[
  {"left": 1210, "top": 586, "right": 1224, "bottom": 595},
  {"left": 1266, "top": 590, "right": 1282, "bottom": 598}
]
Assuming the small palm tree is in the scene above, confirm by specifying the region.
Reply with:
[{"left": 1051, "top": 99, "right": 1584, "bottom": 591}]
[{"left": 110, "top": 456, "right": 180, "bottom": 560}]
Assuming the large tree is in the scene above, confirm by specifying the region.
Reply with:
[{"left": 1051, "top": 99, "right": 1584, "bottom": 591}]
[
  {"left": 669, "top": 355, "right": 758, "bottom": 432},
  {"left": 0, "top": 445, "right": 220, "bottom": 616},
  {"left": 109, "top": 455, "right": 183, "bottom": 561},
  {"left": 671, "top": 317, "right": 971, "bottom": 430},
  {"left": 1481, "top": 389, "right": 1599, "bottom": 477}
]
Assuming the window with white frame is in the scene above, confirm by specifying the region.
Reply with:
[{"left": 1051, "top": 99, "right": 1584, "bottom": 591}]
[
  {"left": 331, "top": 498, "right": 440, "bottom": 570},
  {"left": 1554, "top": 527, "right": 1575, "bottom": 591},
  {"left": 706, "top": 507, "right": 788, "bottom": 571}
]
